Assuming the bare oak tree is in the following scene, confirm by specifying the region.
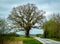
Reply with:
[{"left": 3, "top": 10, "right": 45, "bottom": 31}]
[{"left": 8, "top": 3, "right": 45, "bottom": 37}]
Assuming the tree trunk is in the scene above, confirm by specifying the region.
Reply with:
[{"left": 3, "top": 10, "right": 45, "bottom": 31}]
[
  {"left": 44, "top": 29, "right": 48, "bottom": 38},
  {"left": 25, "top": 29, "right": 30, "bottom": 37}
]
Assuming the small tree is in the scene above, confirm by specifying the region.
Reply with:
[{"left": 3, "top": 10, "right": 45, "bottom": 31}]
[
  {"left": 8, "top": 3, "right": 45, "bottom": 37},
  {"left": 42, "top": 13, "right": 60, "bottom": 38},
  {"left": 0, "top": 18, "right": 8, "bottom": 34}
]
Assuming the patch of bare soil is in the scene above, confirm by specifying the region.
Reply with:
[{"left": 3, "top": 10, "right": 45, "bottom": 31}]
[{"left": 0, "top": 40, "right": 23, "bottom": 44}]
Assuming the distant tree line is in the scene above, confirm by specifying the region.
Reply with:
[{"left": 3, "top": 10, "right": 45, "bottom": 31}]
[{"left": 42, "top": 13, "right": 60, "bottom": 39}]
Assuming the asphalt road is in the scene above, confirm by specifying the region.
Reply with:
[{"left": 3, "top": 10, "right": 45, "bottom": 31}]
[{"left": 34, "top": 37, "right": 60, "bottom": 44}]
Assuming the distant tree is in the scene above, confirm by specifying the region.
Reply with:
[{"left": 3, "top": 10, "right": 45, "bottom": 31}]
[
  {"left": 8, "top": 3, "right": 45, "bottom": 37},
  {"left": 0, "top": 18, "right": 8, "bottom": 34},
  {"left": 51, "top": 14, "right": 60, "bottom": 38},
  {"left": 42, "top": 13, "right": 60, "bottom": 38},
  {"left": 42, "top": 21, "right": 49, "bottom": 38}
]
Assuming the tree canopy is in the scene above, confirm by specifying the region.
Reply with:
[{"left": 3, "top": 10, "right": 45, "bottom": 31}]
[
  {"left": 8, "top": 3, "right": 45, "bottom": 37},
  {"left": 42, "top": 13, "right": 60, "bottom": 38}
]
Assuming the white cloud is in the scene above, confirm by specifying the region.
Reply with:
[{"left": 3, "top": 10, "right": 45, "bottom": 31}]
[
  {"left": 0, "top": 0, "right": 60, "bottom": 18},
  {"left": 36, "top": 1, "right": 60, "bottom": 17}
]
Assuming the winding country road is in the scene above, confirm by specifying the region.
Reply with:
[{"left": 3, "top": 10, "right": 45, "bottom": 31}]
[{"left": 34, "top": 37, "right": 60, "bottom": 44}]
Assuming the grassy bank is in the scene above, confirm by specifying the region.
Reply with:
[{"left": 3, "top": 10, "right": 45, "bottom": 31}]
[
  {"left": 0, "top": 36, "right": 42, "bottom": 44},
  {"left": 50, "top": 38, "right": 60, "bottom": 41}
]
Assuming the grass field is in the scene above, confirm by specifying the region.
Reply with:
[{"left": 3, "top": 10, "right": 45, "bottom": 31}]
[
  {"left": 0, "top": 37, "right": 42, "bottom": 44},
  {"left": 50, "top": 38, "right": 60, "bottom": 41}
]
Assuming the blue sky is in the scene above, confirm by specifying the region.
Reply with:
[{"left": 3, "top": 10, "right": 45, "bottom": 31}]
[
  {"left": 0, "top": 0, "right": 60, "bottom": 18},
  {"left": 16, "top": 28, "right": 44, "bottom": 35}
]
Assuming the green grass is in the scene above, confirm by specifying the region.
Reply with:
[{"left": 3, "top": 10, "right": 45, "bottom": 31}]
[
  {"left": 50, "top": 38, "right": 60, "bottom": 41},
  {"left": 21, "top": 37, "right": 42, "bottom": 44},
  {"left": 46, "top": 37, "right": 60, "bottom": 41},
  {"left": 0, "top": 36, "right": 42, "bottom": 44}
]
